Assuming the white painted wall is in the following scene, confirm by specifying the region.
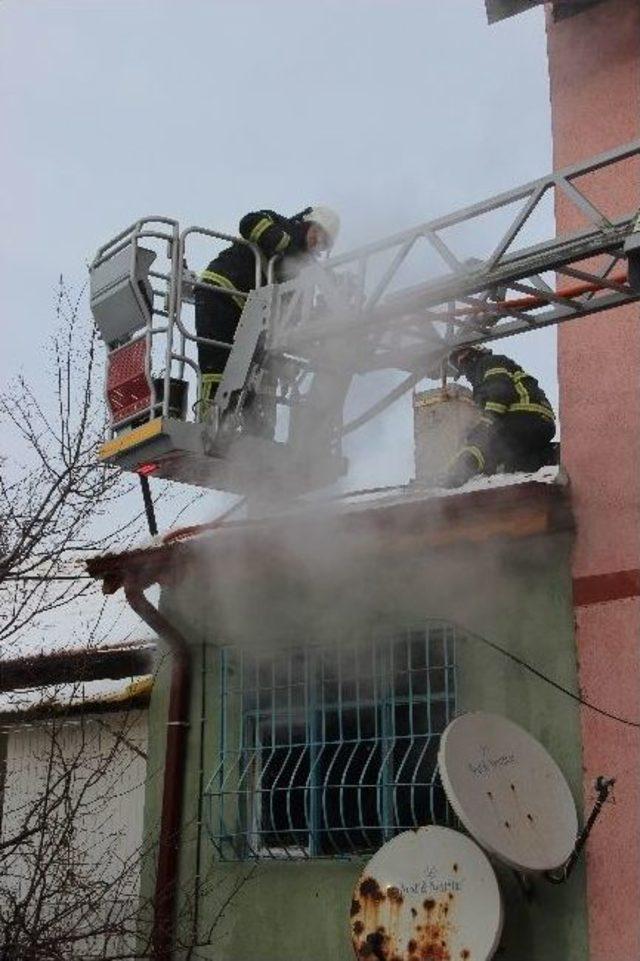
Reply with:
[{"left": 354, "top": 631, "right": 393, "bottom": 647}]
[{"left": 0, "top": 709, "right": 148, "bottom": 958}]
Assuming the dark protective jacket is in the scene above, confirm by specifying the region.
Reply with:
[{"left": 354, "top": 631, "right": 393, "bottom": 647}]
[
  {"left": 201, "top": 210, "right": 312, "bottom": 297},
  {"left": 463, "top": 352, "right": 555, "bottom": 427}
]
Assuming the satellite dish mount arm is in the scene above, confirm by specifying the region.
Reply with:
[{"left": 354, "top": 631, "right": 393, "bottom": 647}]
[{"left": 545, "top": 775, "right": 616, "bottom": 885}]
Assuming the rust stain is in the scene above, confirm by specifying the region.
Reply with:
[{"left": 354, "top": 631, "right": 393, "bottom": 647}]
[
  {"left": 360, "top": 877, "right": 385, "bottom": 902},
  {"left": 412, "top": 921, "right": 452, "bottom": 960},
  {"left": 354, "top": 875, "right": 391, "bottom": 959},
  {"left": 352, "top": 878, "right": 456, "bottom": 961},
  {"left": 352, "top": 899, "right": 362, "bottom": 917},
  {"left": 361, "top": 929, "right": 390, "bottom": 960},
  {"left": 461, "top": 951, "right": 470, "bottom": 959}
]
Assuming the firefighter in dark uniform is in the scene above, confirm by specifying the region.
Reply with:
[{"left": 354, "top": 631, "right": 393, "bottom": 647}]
[
  {"left": 194, "top": 206, "right": 340, "bottom": 415},
  {"left": 445, "top": 345, "right": 556, "bottom": 488}
]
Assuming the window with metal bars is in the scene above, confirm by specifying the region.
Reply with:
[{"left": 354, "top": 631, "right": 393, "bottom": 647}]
[{"left": 204, "top": 621, "right": 457, "bottom": 860}]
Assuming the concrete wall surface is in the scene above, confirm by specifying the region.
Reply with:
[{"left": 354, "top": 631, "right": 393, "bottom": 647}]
[{"left": 141, "top": 520, "right": 589, "bottom": 961}]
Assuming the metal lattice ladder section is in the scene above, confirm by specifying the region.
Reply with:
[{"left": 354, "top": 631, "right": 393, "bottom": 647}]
[{"left": 90, "top": 139, "right": 640, "bottom": 494}]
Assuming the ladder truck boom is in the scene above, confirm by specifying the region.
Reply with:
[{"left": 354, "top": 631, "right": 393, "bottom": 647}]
[{"left": 89, "top": 139, "right": 640, "bottom": 496}]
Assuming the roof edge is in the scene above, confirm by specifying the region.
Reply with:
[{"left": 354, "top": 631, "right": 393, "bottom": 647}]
[
  {"left": 87, "top": 471, "right": 572, "bottom": 595},
  {"left": 0, "top": 642, "right": 156, "bottom": 694},
  {"left": 0, "top": 678, "right": 153, "bottom": 725}
]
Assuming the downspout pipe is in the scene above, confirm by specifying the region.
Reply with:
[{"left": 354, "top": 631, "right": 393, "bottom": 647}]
[{"left": 124, "top": 582, "right": 192, "bottom": 961}]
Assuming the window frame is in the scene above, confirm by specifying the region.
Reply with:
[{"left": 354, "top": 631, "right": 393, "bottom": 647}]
[{"left": 205, "top": 621, "right": 458, "bottom": 861}]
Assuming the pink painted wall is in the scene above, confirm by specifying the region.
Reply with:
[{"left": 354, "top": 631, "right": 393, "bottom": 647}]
[{"left": 547, "top": 3, "right": 640, "bottom": 959}]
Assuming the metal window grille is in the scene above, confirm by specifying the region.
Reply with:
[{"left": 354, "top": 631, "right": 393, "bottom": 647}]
[{"left": 204, "top": 621, "right": 457, "bottom": 861}]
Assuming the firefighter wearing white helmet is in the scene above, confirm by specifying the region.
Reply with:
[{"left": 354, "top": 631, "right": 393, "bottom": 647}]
[
  {"left": 303, "top": 205, "right": 341, "bottom": 252},
  {"left": 195, "top": 205, "right": 340, "bottom": 424}
]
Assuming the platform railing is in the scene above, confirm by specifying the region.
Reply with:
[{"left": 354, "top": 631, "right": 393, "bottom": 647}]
[
  {"left": 91, "top": 218, "right": 179, "bottom": 435},
  {"left": 93, "top": 218, "right": 275, "bottom": 434}
]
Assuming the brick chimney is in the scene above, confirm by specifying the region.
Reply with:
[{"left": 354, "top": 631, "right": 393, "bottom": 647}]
[{"left": 412, "top": 384, "right": 482, "bottom": 486}]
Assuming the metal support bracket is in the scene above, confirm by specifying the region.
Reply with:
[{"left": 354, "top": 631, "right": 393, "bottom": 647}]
[
  {"left": 545, "top": 775, "right": 616, "bottom": 884},
  {"left": 139, "top": 473, "right": 158, "bottom": 536}
]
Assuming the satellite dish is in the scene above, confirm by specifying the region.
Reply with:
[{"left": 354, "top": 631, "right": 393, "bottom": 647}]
[
  {"left": 438, "top": 712, "right": 578, "bottom": 873},
  {"left": 350, "top": 826, "right": 503, "bottom": 961}
]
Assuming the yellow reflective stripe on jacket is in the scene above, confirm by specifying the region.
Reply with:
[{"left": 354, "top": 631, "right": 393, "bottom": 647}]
[
  {"left": 200, "top": 270, "right": 246, "bottom": 309},
  {"left": 510, "top": 402, "right": 555, "bottom": 421},
  {"left": 248, "top": 217, "right": 274, "bottom": 244},
  {"left": 275, "top": 232, "right": 291, "bottom": 253},
  {"left": 482, "top": 366, "right": 554, "bottom": 422},
  {"left": 200, "top": 269, "right": 243, "bottom": 292},
  {"left": 513, "top": 375, "right": 530, "bottom": 405}
]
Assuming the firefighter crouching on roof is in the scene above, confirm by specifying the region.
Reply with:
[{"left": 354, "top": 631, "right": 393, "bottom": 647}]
[
  {"left": 444, "top": 345, "right": 556, "bottom": 488},
  {"left": 194, "top": 205, "right": 340, "bottom": 425}
]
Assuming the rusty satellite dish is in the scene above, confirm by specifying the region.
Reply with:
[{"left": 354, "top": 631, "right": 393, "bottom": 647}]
[
  {"left": 438, "top": 712, "right": 578, "bottom": 873},
  {"left": 350, "top": 825, "right": 503, "bottom": 961}
]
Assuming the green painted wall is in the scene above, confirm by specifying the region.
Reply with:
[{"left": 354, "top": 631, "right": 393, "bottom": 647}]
[{"left": 141, "top": 525, "right": 587, "bottom": 961}]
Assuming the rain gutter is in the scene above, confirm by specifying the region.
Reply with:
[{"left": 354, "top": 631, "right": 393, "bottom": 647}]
[{"left": 124, "top": 581, "right": 191, "bottom": 961}]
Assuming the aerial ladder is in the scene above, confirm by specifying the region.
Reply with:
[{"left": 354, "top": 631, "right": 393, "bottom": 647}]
[{"left": 90, "top": 139, "right": 640, "bottom": 496}]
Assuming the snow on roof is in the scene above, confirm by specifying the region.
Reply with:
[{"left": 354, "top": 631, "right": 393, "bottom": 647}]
[
  {"left": 132, "top": 465, "right": 564, "bottom": 551},
  {"left": 329, "top": 465, "right": 563, "bottom": 513},
  {"left": 0, "top": 638, "right": 156, "bottom": 663}
]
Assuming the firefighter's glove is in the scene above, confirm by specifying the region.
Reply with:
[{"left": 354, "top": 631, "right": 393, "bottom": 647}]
[{"left": 444, "top": 449, "right": 482, "bottom": 489}]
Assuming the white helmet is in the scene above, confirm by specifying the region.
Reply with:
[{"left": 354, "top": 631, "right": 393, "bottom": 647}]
[{"left": 303, "top": 205, "right": 340, "bottom": 248}]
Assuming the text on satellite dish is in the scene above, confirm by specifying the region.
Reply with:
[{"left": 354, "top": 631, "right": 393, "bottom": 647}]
[
  {"left": 468, "top": 745, "right": 518, "bottom": 777},
  {"left": 400, "top": 865, "right": 462, "bottom": 896}
]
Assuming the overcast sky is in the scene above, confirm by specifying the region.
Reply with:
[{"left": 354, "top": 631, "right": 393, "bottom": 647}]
[
  {"left": 0, "top": 0, "right": 557, "bottom": 651},
  {"left": 1, "top": 0, "right": 554, "bottom": 498}
]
